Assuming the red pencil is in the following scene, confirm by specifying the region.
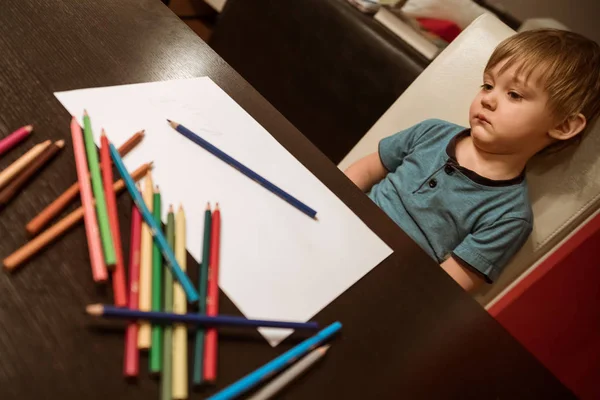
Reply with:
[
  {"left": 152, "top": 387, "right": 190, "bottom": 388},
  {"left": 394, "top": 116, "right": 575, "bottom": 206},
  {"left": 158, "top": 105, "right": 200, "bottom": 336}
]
[
  {"left": 203, "top": 204, "right": 221, "bottom": 383},
  {"left": 100, "top": 131, "right": 127, "bottom": 307},
  {"left": 124, "top": 203, "right": 142, "bottom": 378},
  {"left": 70, "top": 117, "right": 107, "bottom": 282},
  {"left": 0, "top": 125, "right": 33, "bottom": 157}
]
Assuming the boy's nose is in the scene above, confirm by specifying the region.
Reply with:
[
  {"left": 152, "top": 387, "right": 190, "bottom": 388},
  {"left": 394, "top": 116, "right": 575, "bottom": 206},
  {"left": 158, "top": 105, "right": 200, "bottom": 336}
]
[{"left": 481, "top": 92, "right": 496, "bottom": 111}]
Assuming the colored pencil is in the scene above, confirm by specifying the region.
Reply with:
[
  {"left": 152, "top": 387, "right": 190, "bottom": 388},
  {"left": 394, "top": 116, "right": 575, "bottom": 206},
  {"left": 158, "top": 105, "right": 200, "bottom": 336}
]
[
  {"left": 85, "top": 304, "right": 319, "bottom": 330},
  {"left": 0, "top": 125, "right": 33, "bottom": 157},
  {"left": 0, "top": 140, "right": 51, "bottom": 191},
  {"left": 150, "top": 186, "right": 163, "bottom": 374},
  {"left": 3, "top": 163, "right": 151, "bottom": 271},
  {"left": 193, "top": 203, "right": 212, "bottom": 386},
  {"left": 167, "top": 120, "right": 317, "bottom": 219},
  {"left": 172, "top": 205, "right": 188, "bottom": 399},
  {"left": 70, "top": 117, "right": 107, "bottom": 282},
  {"left": 161, "top": 206, "right": 175, "bottom": 400},
  {"left": 100, "top": 132, "right": 127, "bottom": 307},
  {"left": 207, "top": 322, "right": 341, "bottom": 400},
  {"left": 109, "top": 142, "right": 199, "bottom": 303},
  {"left": 0, "top": 141, "right": 65, "bottom": 207},
  {"left": 124, "top": 203, "right": 142, "bottom": 378},
  {"left": 25, "top": 130, "right": 144, "bottom": 237},
  {"left": 247, "top": 345, "right": 331, "bottom": 400},
  {"left": 204, "top": 204, "right": 221, "bottom": 383},
  {"left": 138, "top": 173, "right": 154, "bottom": 350},
  {"left": 83, "top": 110, "right": 116, "bottom": 267}
]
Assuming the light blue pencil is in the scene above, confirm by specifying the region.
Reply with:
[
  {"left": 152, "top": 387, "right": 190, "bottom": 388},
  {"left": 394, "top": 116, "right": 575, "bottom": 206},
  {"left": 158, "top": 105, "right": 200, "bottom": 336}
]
[
  {"left": 207, "top": 322, "right": 342, "bottom": 400},
  {"left": 108, "top": 143, "right": 199, "bottom": 303}
]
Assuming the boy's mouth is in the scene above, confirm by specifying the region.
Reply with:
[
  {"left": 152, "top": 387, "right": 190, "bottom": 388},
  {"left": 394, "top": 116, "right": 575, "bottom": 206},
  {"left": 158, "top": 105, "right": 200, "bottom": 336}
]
[{"left": 476, "top": 113, "right": 491, "bottom": 125}]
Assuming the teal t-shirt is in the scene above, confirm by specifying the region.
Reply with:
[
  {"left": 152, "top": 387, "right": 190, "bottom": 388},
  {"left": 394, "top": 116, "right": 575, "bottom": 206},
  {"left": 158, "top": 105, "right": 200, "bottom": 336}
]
[{"left": 369, "top": 119, "right": 533, "bottom": 282}]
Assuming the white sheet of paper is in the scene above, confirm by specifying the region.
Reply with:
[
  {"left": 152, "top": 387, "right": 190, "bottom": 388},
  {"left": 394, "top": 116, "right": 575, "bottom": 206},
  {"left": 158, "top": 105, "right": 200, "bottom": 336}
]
[{"left": 55, "top": 77, "right": 393, "bottom": 346}]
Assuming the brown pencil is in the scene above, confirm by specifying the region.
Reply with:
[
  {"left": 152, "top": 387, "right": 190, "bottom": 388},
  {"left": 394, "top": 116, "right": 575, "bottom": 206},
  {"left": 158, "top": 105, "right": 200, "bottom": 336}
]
[
  {"left": 3, "top": 162, "right": 152, "bottom": 271},
  {"left": 25, "top": 130, "right": 145, "bottom": 237},
  {"left": 0, "top": 140, "right": 65, "bottom": 207},
  {"left": 0, "top": 140, "right": 51, "bottom": 191}
]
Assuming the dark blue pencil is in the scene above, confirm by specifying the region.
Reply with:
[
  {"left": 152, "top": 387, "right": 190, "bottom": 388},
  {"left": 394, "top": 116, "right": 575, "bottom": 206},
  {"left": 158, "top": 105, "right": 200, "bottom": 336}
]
[
  {"left": 86, "top": 304, "right": 319, "bottom": 330},
  {"left": 167, "top": 120, "right": 317, "bottom": 219}
]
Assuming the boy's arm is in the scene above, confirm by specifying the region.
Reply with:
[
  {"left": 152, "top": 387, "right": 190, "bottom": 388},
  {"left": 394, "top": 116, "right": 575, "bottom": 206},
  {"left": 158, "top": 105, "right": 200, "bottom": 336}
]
[
  {"left": 344, "top": 152, "right": 388, "bottom": 192},
  {"left": 441, "top": 257, "right": 484, "bottom": 292}
]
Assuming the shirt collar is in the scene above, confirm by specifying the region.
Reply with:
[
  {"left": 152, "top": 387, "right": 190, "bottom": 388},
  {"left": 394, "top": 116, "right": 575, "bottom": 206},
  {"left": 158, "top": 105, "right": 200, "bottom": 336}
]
[{"left": 445, "top": 130, "right": 526, "bottom": 187}]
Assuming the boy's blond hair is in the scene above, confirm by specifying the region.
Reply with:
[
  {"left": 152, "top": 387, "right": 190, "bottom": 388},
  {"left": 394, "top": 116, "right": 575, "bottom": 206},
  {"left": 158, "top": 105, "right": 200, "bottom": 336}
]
[{"left": 485, "top": 29, "right": 600, "bottom": 151}]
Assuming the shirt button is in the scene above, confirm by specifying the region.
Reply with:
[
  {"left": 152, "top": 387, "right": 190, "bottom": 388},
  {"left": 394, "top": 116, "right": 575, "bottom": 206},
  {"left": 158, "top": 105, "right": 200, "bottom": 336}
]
[
  {"left": 428, "top": 179, "right": 437, "bottom": 188},
  {"left": 444, "top": 165, "right": 454, "bottom": 175}
]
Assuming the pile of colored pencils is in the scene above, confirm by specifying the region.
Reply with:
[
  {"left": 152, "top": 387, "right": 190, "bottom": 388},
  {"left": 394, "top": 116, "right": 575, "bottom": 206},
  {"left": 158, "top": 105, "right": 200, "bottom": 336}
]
[{"left": 3, "top": 113, "right": 339, "bottom": 400}]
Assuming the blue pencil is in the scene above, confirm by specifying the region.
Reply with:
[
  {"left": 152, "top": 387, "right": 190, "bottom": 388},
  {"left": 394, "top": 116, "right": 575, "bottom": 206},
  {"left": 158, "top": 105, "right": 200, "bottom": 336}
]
[
  {"left": 208, "top": 322, "right": 342, "bottom": 400},
  {"left": 167, "top": 120, "right": 318, "bottom": 219},
  {"left": 108, "top": 143, "right": 199, "bottom": 303},
  {"left": 86, "top": 304, "right": 320, "bottom": 330}
]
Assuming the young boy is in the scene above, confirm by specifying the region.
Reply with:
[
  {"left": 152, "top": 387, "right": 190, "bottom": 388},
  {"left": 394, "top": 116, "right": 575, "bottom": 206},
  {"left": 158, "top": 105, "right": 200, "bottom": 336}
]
[{"left": 345, "top": 29, "right": 600, "bottom": 292}]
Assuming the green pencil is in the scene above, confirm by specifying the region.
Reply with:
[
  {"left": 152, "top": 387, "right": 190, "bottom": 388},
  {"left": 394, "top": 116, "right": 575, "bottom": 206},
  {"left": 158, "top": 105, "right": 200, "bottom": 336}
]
[
  {"left": 161, "top": 206, "right": 175, "bottom": 400},
  {"left": 193, "top": 203, "right": 212, "bottom": 386},
  {"left": 150, "top": 186, "right": 162, "bottom": 375},
  {"left": 82, "top": 111, "right": 116, "bottom": 266}
]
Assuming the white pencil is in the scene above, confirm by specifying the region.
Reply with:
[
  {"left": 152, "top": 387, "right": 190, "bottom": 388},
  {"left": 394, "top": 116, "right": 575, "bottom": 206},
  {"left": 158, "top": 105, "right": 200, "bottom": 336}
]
[
  {"left": 138, "top": 172, "right": 154, "bottom": 349},
  {"left": 247, "top": 345, "right": 331, "bottom": 400}
]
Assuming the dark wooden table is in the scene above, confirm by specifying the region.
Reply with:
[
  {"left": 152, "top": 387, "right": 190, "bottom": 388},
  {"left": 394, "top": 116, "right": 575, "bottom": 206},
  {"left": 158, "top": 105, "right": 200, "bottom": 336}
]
[{"left": 0, "top": 1, "right": 572, "bottom": 399}]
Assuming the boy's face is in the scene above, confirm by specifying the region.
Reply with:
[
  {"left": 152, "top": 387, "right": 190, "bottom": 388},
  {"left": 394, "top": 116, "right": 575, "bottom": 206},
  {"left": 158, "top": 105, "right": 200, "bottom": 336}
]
[{"left": 469, "top": 59, "right": 557, "bottom": 155}]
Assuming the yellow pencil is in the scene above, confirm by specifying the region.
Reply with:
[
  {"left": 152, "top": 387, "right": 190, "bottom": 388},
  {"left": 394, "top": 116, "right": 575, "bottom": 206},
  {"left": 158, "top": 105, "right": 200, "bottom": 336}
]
[
  {"left": 172, "top": 205, "right": 188, "bottom": 399},
  {"left": 138, "top": 172, "right": 154, "bottom": 349},
  {"left": 0, "top": 140, "right": 51, "bottom": 190}
]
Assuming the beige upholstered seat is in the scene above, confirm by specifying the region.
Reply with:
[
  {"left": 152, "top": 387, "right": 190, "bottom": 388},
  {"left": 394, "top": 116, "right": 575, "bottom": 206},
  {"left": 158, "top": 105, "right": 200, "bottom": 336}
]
[{"left": 339, "top": 14, "right": 600, "bottom": 305}]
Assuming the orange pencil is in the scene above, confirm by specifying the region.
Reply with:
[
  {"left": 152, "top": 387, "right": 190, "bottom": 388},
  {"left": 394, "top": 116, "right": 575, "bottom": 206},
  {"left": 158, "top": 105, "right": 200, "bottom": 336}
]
[
  {"left": 100, "top": 131, "right": 127, "bottom": 307},
  {"left": 204, "top": 203, "right": 221, "bottom": 383},
  {"left": 70, "top": 117, "right": 107, "bottom": 283},
  {"left": 124, "top": 202, "right": 142, "bottom": 378}
]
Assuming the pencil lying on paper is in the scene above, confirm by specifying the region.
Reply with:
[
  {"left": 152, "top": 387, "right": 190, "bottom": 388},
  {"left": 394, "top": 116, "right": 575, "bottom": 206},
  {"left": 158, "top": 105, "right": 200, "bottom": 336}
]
[
  {"left": 71, "top": 117, "right": 107, "bottom": 282},
  {"left": 204, "top": 203, "right": 221, "bottom": 383},
  {"left": 124, "top": 203, "right": 142, "bottom": 378},
  {"left": 149, "top": 186, "right": 163, "bottom": 374},
  {"left": 109, "top": 142, "right": 199, "bottom": 303},
  {"left": 0, "top": 141, "right": 65, "bottom": 207},
  {"left": 172, "top": 205, "right": 188, "bottom": 399},
  {"left": 161, "top": 206, "right": 175, "bottom": 400},
  {"left": 247, "top": 345, "right": 331, "bottom": 400},
  {"left": 207, "top": 322, "right": 341, "bottom": 400},
  {"left": 85, "top": 304, "right": 320, "bottom": 330},
  {"left": 193, "top": 202, "right": 212, "bottom": 386},
  {"left": 0, "top": 125, "right": 33, "bottom": 157},
  {"left": 83, "top": 111, "right": 116, "bottom": 267},
  {"left": 167, "top": 120, "right": 318, "bottom": 219},
  {"left": 3, "top": 162, "right": 152, "bottom": 271},
  {"left": 138, "top": 173, "right": 154, "bottom": 350},
  {"left": 0, "top": 140, "right": 51, "bottom": 191},
  {"left": 25, "top": 130, "right": 144, "bottom": 237},
  {"left": 100, "top": 132, "right": 127, "bottom": 307}
]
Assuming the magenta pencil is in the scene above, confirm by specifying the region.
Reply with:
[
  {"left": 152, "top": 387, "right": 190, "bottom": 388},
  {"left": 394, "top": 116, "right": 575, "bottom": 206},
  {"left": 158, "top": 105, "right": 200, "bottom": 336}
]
[
  {"left": 0, "top": 125, "right": 33, "bottom": 157},
  {"left": 124, "top": 204, "right": 143, "bottom": 378}
]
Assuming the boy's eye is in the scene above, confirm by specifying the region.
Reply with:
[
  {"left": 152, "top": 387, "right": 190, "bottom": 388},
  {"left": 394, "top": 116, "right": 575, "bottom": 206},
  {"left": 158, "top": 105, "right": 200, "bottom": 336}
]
[
  {"left": 481, "top": 83, "right": 493, "bottom": 91},
  {"left": 508, "top": 91, "right": 523, "bottom": 100}
]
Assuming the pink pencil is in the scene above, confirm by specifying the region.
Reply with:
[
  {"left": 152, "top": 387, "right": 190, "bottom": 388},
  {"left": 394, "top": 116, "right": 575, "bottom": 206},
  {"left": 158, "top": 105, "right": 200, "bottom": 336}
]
[
  {"left": 0, "top": 125, "right": 33, "bottom": 157},
  {"left": 100, "top": 132, "right": 127, "bottom": 307},
  {"left": 70, "top": 117, "right": 107, "bottom": 283},
  {"left": 124, "top": 203, "right": 142, "bottom": 378}
]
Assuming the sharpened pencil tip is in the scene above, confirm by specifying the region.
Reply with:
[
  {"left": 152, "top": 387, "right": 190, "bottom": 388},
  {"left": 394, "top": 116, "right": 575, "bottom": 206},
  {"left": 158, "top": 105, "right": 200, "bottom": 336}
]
[
  {"left": 168, "top": 204, "right": 174, "bottom": 213},
  {"left": 166, "top": 119, "right": 171, "bottom": 123},
  {"left": 24, "top": 125, "right": 33, "bottom": 132},
  {"left": 154, "top": 185, "right": 159, "bottom": 193},
  {"left": 206, "top": 202, "right": 210, "bottom": 210},
  {"left": 85, "top": 304, "right": 103, "bottom": 316},
  {"left": 83, "top": 109, "right": 88, "bottom": 116},
  {"left": 55, "top": 140, "right": 65, "bottom": 148},
  {"left": 319, "top": 344, "right": 331, "bottom": 354},
  {"left": 215, "top": 202, "right": 220, "bottom": 210}
]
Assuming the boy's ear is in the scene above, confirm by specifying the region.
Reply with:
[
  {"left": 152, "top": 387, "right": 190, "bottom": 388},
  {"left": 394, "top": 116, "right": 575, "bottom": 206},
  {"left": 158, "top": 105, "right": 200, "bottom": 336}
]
[{"left": 549, "top": 113, "right": 587, "bottom": 141}]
